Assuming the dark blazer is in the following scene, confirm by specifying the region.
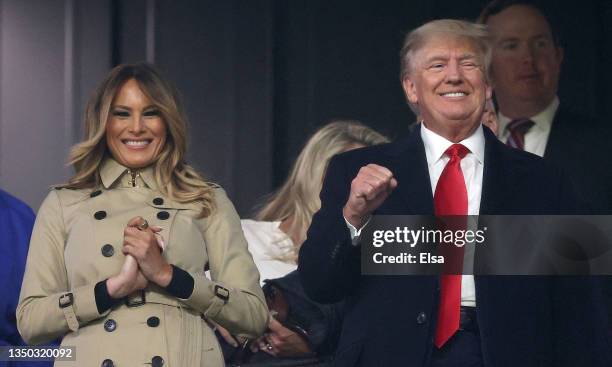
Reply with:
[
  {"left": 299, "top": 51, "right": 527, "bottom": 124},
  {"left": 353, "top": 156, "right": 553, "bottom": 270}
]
[
  {"left": 298, "top": 126, "right": 610, "bottom": 367},
  {"left": 545, "top": 106, "right": 612, "bottom": 346},
  {"left": 544, "top": 106, "right": 612, "bottom": 212}
]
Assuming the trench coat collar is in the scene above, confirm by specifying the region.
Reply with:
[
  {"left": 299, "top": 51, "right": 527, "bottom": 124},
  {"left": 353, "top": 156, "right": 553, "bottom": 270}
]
[{"left": 99, "top": 157, "right": 157, "bottom": 190}]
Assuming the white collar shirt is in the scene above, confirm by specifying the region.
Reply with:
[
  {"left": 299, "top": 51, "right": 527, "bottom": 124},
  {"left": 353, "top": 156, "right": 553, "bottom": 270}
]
[
  {"left": 420, "top": 122, "right": 485, "bottom": 307},
  {"left": 498, "top": 96, "right": 559, "bottom": 157},
  {"left": 346, "top": 122, "right": 486, "bottom": 306}
]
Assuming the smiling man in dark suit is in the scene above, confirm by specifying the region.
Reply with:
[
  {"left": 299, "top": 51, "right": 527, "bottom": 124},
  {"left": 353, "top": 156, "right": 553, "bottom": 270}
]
[{"left": 298, "top": 19, "right": 610, "bottom": 367}]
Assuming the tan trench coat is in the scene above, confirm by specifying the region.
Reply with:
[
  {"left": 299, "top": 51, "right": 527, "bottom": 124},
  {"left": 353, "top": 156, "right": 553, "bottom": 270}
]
[{"left": 17, "top": 158, "right": 268, "bottom": 367}]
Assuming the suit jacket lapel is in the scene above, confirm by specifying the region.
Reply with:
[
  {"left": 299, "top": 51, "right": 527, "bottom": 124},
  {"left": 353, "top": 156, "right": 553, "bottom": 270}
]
[
  {"left": 543, "top": 106, "right": 568, "bottom": 159},
  {"left": 385, "top": 125, "right": 517, "bottom": 214},
  {"left": 480, "top": 126, "right": 513, "bottom": 214},
  {"left": 386, "top": 125, "right": 434, "bottom": 214}
]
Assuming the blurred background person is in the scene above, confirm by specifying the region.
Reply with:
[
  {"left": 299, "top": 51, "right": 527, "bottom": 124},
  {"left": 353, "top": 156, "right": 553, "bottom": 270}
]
[
  {"left": 17, "top": 63, "right": 267, "bottom": 367},
  {"left": 0, "top": 188, "right": 52, "bottom": 367},
  {"left": 478, "top": 0, "right": 612, "bottom": 210},
  {"left": 479, "top": 0, "right": 612, "bottom": 343}
]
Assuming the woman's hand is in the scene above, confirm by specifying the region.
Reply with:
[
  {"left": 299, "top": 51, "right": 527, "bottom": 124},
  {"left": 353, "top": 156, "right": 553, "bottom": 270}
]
[
  {"left": 251, "top": 318, "right": 313, "bottom": 357},
  {"left": 204, "top": 318, "right": 240, "bottom": 348},
  {"left": 106, "top": 255, "right": 148, "bottom": 298},
  {"left": 122, "top": 217, "right": 173, "bottom": 287}
]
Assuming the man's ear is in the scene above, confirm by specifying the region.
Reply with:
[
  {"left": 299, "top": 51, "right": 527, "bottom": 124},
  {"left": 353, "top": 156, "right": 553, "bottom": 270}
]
[
  {"left": 555, "top": 46, "right": 564, "bottom": 68},
  {"left": 402, "top": 77, "right": 418, "bottom": 104},
  {"left": 485, "top": 83, "right": 493, "bottom": 100}
]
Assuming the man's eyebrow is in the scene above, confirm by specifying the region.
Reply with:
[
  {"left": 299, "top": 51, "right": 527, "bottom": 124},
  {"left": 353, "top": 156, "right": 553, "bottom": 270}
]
[
  {"left": 458, "top": 53, "right": 477, "bottom": 60},
  {"left": 497, "top": 36, "right": 519, "bottom": 43},
  {"left": 423, "top": 53, "right": 449, "bottom": 63},
  {"left": 421, "top": 52, "right": 478, "bottom": 65},
  {"left": 498, "top": 33, "right": 552, "bottom": 43},
  {"left": 531, "top": 33, "right": 553, "bottom": 41}
]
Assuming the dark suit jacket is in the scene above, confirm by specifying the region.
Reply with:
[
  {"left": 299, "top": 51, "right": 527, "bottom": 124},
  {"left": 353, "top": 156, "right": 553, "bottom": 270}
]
[
  {"left": 298, "top": 126, "right": 611, "bottom": 367},
  {"left": 544, "top": 106, "right": 612, "bottom": 212},
  {"left": 545, "top": 105, "right": 612, "bottom": 348}
]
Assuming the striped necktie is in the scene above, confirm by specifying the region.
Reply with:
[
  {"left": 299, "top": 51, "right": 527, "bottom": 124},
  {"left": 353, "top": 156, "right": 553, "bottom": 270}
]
[{"left": 505, "top": 118, "right": 534, "bottom": 150}]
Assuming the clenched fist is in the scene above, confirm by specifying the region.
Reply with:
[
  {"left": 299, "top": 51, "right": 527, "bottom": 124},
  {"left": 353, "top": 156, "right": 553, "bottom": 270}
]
[{"left": 342, "top": 164, "right": 397, "bottom": 229}]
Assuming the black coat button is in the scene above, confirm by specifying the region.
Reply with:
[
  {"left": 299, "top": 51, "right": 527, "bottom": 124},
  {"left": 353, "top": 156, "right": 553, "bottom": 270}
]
[
  {"left": 90, "top": 190, "right": 102, "bottom": 198},
  {"left": 147, "top": 316, "right": 160, "bottom": 327},
  {"left": 151, "top": 356, "right": 164, "bottom": 367},
  {"left": 153, "top": 197, "right": 164, "bottom": 205},
  {"left": 104, "top": 319, "right": 116, "bottom": 332},
  {"left": 416, "top": 312, "right": 427, "bottom": 325},
  {"left": 101, "top": 244, "right": 114, "bottom": 257},
  {"left": 94, "top": 211, "right": 107, "bottom": 220},
  {"left": 157, "top": 211, "right": 170, "bottom": 220},
  {"left": 101, "top": 359, "right": 114, "bottom": 367}
]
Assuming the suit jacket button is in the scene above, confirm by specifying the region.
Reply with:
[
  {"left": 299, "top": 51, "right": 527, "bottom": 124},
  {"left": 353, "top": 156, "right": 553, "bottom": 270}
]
[
  {"left": 101, "top": 359, "right": 114, "bottom": 367},
  {"left": 94, "top": 211, "right": 107, "bottom": 220},
  {"left": 151, "top": 355, "right": 164, "bottom": 367},
  {"left": 153, "top": 197, "right": 164, "bottom": 205},
  {"left": 90, "top": 190, "right": 102, "bottom": 198},
  {"left": 101, "top": 244, "right": 114, "bottom": 257},
  {"left": 104, "top": 319, "right": 116, "bottom": 332},
  {"left": 331, "top": 242, "right": 342, "bottom": 259},
  {"left": 147, "top": 316, "right": 160, "bottom": 327},
  {"left": 416, "top": 312, "right": 427, "bottom": 325},
  {"left": 157, "top": 211, "right": 170, "bottom": 220}
]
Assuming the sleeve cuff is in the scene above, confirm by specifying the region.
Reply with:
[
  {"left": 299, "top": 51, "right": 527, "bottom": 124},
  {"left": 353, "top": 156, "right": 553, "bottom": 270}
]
[
  {"left": 94, "top": 279, "right": 121, "bottom": 314},
  {"left": 165, "top": 265, "right": 195, "bottom": 299},
  {"left": 344, "top": 215, "right": 371, "bottom": 246},
  {"left": 70, "top": 283, "right": 110, "bottom": 326}
]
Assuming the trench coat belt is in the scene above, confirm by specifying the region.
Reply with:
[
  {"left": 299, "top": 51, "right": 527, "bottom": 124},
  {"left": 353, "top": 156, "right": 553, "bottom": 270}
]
[{"left": 126, "top": 290, "right": 194, "bottom": 310}]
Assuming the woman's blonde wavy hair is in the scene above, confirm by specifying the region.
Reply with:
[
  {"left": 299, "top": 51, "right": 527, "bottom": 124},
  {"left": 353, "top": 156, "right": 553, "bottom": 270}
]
[
  {"left": 58, "top": 63, "right": 214, "bottom": 217},
  {"left": 256, "top": 120, "right": 389, "bottom": 261}
]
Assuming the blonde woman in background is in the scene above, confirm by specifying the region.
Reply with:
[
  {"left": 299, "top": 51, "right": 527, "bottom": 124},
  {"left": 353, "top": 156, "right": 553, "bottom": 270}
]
[
  {"left": 17, "top": 63, "right": 267, "bottom": 367},
  {"left": 243, "top": 120, "right": 389, "bottom": 284},
  {"left": 235, "top": 120, "right": 389, "bottom": 359}
]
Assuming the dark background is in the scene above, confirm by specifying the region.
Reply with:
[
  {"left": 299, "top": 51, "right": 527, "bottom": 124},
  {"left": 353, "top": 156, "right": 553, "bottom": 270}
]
[{"left": 0, "top": 0, "right": 610, "bottom": 215}]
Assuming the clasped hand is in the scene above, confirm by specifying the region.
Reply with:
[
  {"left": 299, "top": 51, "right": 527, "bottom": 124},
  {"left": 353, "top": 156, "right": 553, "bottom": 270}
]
[
  {"left": 212, "top": 316, "right": 313, "bottom": 357},
  {"left": 106, "top": 217, "right": 172, "bottom": 299}
]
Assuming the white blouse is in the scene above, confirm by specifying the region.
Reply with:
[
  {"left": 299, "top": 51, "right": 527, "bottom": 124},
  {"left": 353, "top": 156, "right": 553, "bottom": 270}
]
[{"left": 241, "top": 219, "right": 297, "bottom": 284}]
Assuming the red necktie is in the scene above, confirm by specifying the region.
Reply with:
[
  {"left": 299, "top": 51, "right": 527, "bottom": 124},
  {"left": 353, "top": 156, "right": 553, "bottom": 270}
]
[
  {"left": 433, "top": 143, "right": 469, "bottom": 348},
  {"left": 505, "top": 118, "right": 534, "bottom": 150}
]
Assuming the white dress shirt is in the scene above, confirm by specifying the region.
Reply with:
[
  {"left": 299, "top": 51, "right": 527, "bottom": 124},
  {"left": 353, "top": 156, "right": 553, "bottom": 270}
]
[
  {"left": 347, "top": 123, "right": 485, "bottom": 306},
  {"left": 498, "top": 96, "right": 559, "bottom": 157},
  {"left": 421, "top": 123, "right": 484, "bottom": 307}
]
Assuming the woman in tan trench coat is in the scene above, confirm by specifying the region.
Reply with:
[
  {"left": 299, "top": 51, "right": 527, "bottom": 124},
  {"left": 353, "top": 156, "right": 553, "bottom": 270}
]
[{"left": 17, "top": 63, "right": 268, "bottom": 367}]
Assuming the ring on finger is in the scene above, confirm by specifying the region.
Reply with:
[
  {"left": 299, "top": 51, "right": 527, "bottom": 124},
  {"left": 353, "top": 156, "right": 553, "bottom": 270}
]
[
  {"left": 266, "top": 343, "right": 273, "bottom": 351},
  {"left": 136, "top": 218, "right": 149, "bottom": 231}
]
